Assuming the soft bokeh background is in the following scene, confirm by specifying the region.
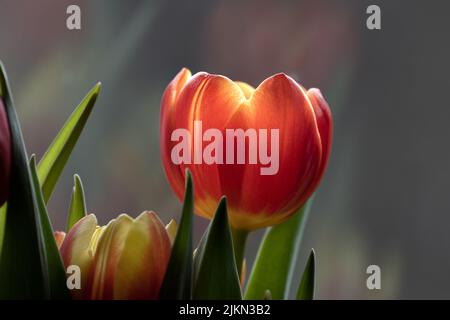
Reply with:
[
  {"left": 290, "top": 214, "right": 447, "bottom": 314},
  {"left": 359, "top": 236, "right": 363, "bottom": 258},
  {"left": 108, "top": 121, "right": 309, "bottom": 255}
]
[{"left": 1, "top": 0, "right": 449, "bottom": 299}]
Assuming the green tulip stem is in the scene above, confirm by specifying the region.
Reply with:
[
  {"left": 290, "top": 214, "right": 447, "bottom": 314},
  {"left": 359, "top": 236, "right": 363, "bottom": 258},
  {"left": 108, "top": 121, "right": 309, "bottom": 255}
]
[{"left": 231, "top": 228, "right": 249, "bottom": 278}]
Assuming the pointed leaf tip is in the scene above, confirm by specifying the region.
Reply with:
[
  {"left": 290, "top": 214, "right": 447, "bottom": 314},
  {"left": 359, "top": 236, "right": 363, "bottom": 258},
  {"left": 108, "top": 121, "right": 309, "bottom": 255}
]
[
  {"left": 92, "top": 82, "right": 102, "bottom": 95},
  {"left": 66, "top": 174, "right": 87, "bottom": 232},
  {"left": 297, "top": 249, "right": 315, "bottom": 300},
  {"left": 159, "top": 171, "right": 194, "bottom": 299},
  {"left": 0, "top": 65, "right": 50, "bottom": 299},
  {"left": 0, "top": 62, "right": 7, "bottom": 98},
  {"left": 37, "top": 82, "right": 101, "bottom": 203},
  {"left": 216, "top": 196, "right": 227, "bottom": 216},
  {"left": 193, "top": 196, "right": 241, "bottom": 300},
  {"left": 30, "top": 157, "right": 71, "bottom": 299}
]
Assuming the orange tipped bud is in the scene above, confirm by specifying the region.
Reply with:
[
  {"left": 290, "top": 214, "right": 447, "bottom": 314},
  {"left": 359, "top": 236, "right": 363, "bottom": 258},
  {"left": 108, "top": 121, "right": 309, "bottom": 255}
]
[{"left": 59, "top": 212, "right": 172, "bottom": 300}]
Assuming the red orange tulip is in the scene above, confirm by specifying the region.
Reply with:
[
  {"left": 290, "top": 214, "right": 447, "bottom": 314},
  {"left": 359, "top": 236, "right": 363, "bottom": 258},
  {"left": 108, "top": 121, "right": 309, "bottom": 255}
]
[
  {"left": 0, "top": 98, "right": 11, "bottom": 206},
  {"left": 59, "top": 211, "right": 172, "bottom": 300},
  {"left": 160, "top": 68, "right": 332, "bottom": 230}
]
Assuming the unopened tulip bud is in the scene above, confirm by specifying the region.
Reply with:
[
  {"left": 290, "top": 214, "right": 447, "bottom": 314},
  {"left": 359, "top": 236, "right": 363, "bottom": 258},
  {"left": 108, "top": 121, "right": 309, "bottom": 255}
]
[{"left": 60, "top": 212, "right": 172, "bottom": 300}]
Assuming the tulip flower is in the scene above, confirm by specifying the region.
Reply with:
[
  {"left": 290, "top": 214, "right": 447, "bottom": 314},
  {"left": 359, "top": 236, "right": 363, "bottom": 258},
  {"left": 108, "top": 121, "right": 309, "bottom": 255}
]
[
  {"left": 59, "top": 211, "right": 172, "bottom": 300},
  {"left": 160, "top": 68, "right": 332, "bottom": 230},
  {"left": 0, "top": 98, "right": 11, "bottom": 206}
]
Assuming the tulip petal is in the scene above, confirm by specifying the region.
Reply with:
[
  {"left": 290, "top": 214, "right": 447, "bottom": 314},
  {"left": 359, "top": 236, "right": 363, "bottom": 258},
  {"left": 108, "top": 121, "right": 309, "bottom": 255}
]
[
  {"left": 307, "top": 88, "right": 332, "bottom": 183},
  {"left": 60, "top": 214, "right": 99, "bottom": 298},
  {"left": 173, "top": 73, "right": 250, "bottom": 220},
  {"left": 54, "top": 231, "right": 66, "bottom": 249},
  {"left": 113, "top": 211, "right": 171, "bottom": 300},
  {"left": 219, "top": 74, "right": 322, "bottom": 229},
  {"left": 235, "top": 81, "right": 255, "bottom": 99},
  {"left": 60, "top": 214, "right": 97, "bottom": 270},
  {"left": 88, "top": 214, "right": 133, "bottom": 300},
  {"left": 165, "top": 219, "right": 177, "bottom": 245},
  {"left": 160, "top": 68, "right": 193, "bottom": 200}
]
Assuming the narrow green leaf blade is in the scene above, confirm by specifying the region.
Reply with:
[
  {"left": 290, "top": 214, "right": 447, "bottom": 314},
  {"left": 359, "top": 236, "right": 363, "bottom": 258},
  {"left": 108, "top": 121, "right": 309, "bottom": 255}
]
[
  {"left": 193, "top": 222, "right": 210, "bottom": 283},
  {"left": 0, "top": 62, "right": 49, "bottom": 299},
  {"left": 66, "top": 174, "right": 87, "bottom": 231},
  {"left": 159, "top": 170, "right": 194, "bottom": 299},
  {"left": 30, "top": 156, "right": 71, "bottom": 299},
  {"left": 0, "top": 204, "right": 6, "bottom": 256},
  {"left": 192, "top": 203, "right": 212, "bottom": 285},
  {"left": 37, "top": 83, "right": 101, "bottom": 203},
  {"left": 297, "top": 249, "right": 315, "bottom": 300},
  {"left": 245, "top": 198, "right": 313, "bottom": 300},
  {"left": 193, "top": 197, "right": 242, "bottom": 300}
]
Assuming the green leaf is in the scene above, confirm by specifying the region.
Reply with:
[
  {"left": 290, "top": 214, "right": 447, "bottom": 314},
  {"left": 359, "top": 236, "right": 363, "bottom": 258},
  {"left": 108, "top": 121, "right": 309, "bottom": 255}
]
[
  {"left": 245, "top": 198, "right": 313, "bottom": 300},
  {"left": 159, "top": 170, "right": 194, "bottom": 299},
  {"left": 297, "top": 249, "right": 315, "bottom": 300},
  {"left": 29, "top": 156, "right": 71, "bottom": 299},
  {"left": 193, "top": 197, "right": 242, "bottom": 300},
  {"left": 0, "top": 81, "right": 100, "bottom": 258},
  {"left": 66, "top": 174, "right": 87, "bottom": 231},
  {"left": 193, "top": 223, "right": 210, "bottom": 283},
  {"left": 37, "top": 82, "right": 101, "bottom": 203},
  {"left": 0, "top": 62, "right": 49, "bottom": 299},
  {"left": 0, "top": 204, "right": 6, "bottom": 256}
]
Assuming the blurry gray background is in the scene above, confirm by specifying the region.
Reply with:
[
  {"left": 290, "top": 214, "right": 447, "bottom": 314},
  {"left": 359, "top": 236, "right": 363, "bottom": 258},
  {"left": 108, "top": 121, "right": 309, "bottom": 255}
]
[{"left": 1, "top": 0, "right": 449, "bottom": 299}]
